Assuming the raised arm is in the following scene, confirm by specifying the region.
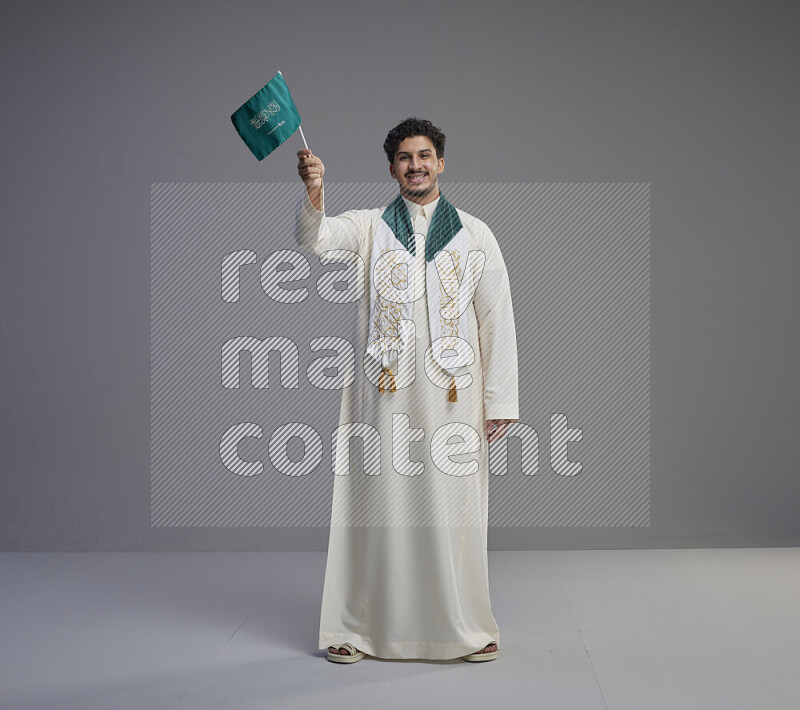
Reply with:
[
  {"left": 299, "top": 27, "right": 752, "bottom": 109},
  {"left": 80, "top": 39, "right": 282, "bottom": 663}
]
[{"left": 295, "top": 149, "right": 366, "bottom": 255}]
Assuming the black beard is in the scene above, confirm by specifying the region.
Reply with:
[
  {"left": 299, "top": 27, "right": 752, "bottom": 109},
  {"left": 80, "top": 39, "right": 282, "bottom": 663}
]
[{"left": 401, "top": 176, "right": 435, "bottom": 199}]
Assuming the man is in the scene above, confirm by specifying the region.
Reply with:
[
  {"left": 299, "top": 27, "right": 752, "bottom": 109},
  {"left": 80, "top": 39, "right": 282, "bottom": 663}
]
[{"left": 295, "top": 117, "right": 519, "bottom": 662}]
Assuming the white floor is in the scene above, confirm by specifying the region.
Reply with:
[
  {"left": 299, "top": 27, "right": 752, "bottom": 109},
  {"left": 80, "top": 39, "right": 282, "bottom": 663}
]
[{"left": 0, "top": 548, "right": 798, "bottom": 710}]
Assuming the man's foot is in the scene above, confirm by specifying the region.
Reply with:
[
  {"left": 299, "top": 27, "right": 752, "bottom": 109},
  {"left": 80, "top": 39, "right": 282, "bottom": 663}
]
[
  {"left": 326, "top": 642, "right": 365, "bottom": 663},
  {"left": 463, "top": 641, "right": 498, "bottom": 662},
  {"left": 328, "top": 644, "right": 361, "bottom": 656}
]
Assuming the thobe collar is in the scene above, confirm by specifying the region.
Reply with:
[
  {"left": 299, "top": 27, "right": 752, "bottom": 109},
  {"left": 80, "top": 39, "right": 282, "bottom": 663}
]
[
  {"left": 401, "top": 194, "right": 440, "bottom": 222},
  {"left": 381, "top": 191, "right": 463, "bottom": 262}
]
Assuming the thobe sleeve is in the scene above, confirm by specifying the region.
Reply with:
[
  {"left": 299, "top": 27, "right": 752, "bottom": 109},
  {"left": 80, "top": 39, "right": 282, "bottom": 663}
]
[
  {"left": 472, "top": 223, "right": 520, "bottom": 422},
  {"left": 294, "top": 183, "right": 367, "bottom": 255}
]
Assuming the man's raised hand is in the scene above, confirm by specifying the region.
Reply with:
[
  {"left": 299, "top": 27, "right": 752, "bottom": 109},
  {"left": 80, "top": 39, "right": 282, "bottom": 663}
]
[{"left": 297, "top": 149, "right": 324, "bottom": 211}]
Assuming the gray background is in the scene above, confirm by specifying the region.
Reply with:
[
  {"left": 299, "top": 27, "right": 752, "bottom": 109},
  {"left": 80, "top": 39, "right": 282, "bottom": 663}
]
[{"left": 1, "top": 0, "right": 797, "bottom": 550}]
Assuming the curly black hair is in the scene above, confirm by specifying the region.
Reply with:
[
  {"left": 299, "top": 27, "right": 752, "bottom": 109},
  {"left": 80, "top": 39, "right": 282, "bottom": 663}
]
[{"left": 383, "top": 117, "right": 446, "bottom": 162}]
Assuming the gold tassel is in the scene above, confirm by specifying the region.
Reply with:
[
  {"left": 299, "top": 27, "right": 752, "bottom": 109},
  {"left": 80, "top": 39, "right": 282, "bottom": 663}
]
[
  {"left": 448, "top": 374, "right": 458, "bottom": 402},
  {"left": 379, "top": 366, "right": 397, "bottom": 393}
]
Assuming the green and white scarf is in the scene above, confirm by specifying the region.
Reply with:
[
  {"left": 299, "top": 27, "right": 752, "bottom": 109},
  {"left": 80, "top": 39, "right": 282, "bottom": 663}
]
[{"left": 365, "top": 192, "right": 486, "bottom": 401}]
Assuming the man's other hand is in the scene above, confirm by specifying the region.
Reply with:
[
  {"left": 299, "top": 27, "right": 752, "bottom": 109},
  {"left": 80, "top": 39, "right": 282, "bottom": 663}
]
[{"left": 486, "top": 418, "right": 516, "bottom": 444}]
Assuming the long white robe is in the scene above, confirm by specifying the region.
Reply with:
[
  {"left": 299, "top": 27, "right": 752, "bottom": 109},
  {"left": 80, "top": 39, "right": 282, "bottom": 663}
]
[{"left": 294, "top": 184, "right": 519, "bottom": 659}]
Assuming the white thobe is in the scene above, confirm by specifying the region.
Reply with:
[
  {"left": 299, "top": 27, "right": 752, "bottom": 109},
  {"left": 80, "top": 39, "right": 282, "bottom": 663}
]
[{"left": 295, "top": 184, "right": 519, "bottom": 659}]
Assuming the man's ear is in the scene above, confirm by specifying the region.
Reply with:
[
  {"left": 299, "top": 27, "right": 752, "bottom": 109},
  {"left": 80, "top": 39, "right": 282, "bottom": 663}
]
[
  {"left": 438, "top": 157, "right": 445, "bottom": 173},
  {"left": 389, "top": 163, "right": 396, "bottom": 178}
]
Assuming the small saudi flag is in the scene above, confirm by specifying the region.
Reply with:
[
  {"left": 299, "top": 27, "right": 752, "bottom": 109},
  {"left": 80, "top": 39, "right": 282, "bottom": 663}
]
[{"left": 231, "top": 71, "right": 303, "bottom": 160}]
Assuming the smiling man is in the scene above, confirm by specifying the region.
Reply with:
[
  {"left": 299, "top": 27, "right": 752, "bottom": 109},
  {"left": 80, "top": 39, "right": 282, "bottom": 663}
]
[
  {"left": 295, "top": 117, "right": 519, "bottom": 663},
  {"left": 390, "top": 134, "right": 441, "bottom": 199}
]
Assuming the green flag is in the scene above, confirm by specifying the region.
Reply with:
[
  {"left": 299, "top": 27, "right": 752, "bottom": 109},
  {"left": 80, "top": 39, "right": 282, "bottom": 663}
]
[{"left": 231, "top": 71, "right": 302, "bottom": 160}]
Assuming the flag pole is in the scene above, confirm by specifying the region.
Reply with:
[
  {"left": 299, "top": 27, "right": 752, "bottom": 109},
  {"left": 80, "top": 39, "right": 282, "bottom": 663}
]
[{"left": 277, "top": 69, "right": 309, "bottom": 150}]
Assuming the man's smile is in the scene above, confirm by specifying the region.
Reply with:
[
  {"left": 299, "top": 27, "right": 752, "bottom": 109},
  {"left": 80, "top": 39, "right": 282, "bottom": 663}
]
[{"left": 406, "top": 172, "right": 428, "bottom": 183}]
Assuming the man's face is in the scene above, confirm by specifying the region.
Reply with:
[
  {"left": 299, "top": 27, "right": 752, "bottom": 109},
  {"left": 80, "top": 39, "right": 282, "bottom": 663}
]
[{"left": 389, "top": 135, "right": 445, "bottom": 202}]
